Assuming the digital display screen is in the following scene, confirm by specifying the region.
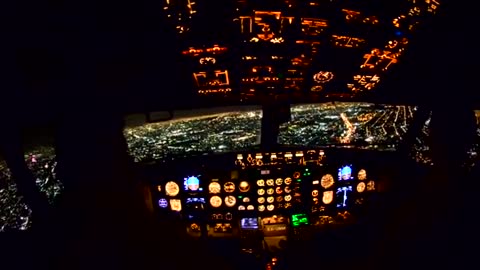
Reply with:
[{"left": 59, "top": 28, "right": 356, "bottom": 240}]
[
  {"left": 185, "top": 198, "right": 206, "bottom": 204},
  {"left": 338, "top": 165, "right": 353, "bottom": 181},
  {"left": 291, "top": 213, "right": 309, "bottom": 227},
  {"left": 241, "top": 218, "right": 259, "bottom": 230},
  {"left": 184, "top": 176, "right": 202, "bottom": 191},
  {"left": 158, "top": 198, "right": 168, "bottom": 208},
  {"left": 336, "top": 186, "right": 353, "bottom": 208}
]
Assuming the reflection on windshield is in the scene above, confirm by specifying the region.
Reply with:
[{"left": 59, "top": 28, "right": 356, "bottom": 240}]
[
  {"left": 124, "top": 107, "right": 262, "bottom": 162},
  {"left": 278, "top": 103, "right": 417, "bottom": 150}
]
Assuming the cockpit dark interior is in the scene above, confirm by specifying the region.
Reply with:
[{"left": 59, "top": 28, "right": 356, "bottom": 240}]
[{"left": 0, "top": 1, "right": 478, "bottom": 270}]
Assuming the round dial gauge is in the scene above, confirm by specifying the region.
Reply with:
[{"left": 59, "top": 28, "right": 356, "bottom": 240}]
[
  {"left": 257, "top": 189, "right": 265, "bottom": 196},
  {"left": 210, "top": 196, "right": 222, "bottom": 208},
  {"left": 312, "top": 190, "right": 319, "bottom": 197},
  {"left": 275, "top": 178, "right": 283, "bottom": 185},
  {"left": 258, "top": 205, "right": 265, "bottom": 212},
  {"left": 284, "top": 177, "right": 292, "bottom": 185},
  {"left": 190, "top": 223, "right": 200, "bottom": 231},
  {"left": 276, "top": 196, "right": 283, "bottom": 202},
  {"left": 158, "top": 198, "right": 168, "bottom": 208},
  {"left": 367, "top": 181, "right": 375, "bottom": 191},
  {"left": 266, "top": 179, "right": 274, "bottom": 186},
  {"left": 284, "top": 186, "right": 292, "bottom": 193},
  {"left": 257, "top": 179, "right": 265, "bottom": 186},
  {"left": 225, "top": 196, "right": 236, "bottom": 207},
  {"left": 239, "top": 181, "right": 250, "bottom": 192},
  {"left": 257, "top": 197, "right": 265, "bottom": 204},
  {"left": 209, "top": 182, "right": 221, "bottom": 194},
  {"left": 321, "top": 174, "right": 335, "bottom": 189},
  {"left": 284, "top": 195, "right": 292, "bottom": 202},
  {"left": 243, "top": 197, "right": 250, "bottom": 203},
  {"left": 293, "top": 172, "right": 301, "bottom": 179},
  {"left": 275, "top": 187, "right": 283, "bottom": 194},
  {"left": 357, "top": 182, "right": 366, "bottom": 193},
  {"left": 313, "top": 71, "right": 334, "bottom": 83},
  {"left": 267, "top": 205, "right": 275, "bottom": 211},
  {"left": 267, "top": 196, "right": 274, "bottom": 203},
  {"left": 224, "top": 182, "right": 235, "bottom": 193},
  {"left": 247, "top": 205, "right": 254, "bottom": 210},
  {"left": 358, "top": 169, "right": 367, "bottom": 181},
  {"left": 322, "top": 191, "right": 333, "bottom": 204},
  {"left": 267, "top": 188, "right": 274, "bottom": 195},
  {"left": 165, "top": 181, "right": 180, "bottom": 197},
  {"left": 238, "top": 205, "right": 246, "bottom": 211}
]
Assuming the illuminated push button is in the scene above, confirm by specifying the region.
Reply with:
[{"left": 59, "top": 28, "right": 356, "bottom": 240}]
[
  {"left": 225, "top": 196, "right": 236, "bottom": 207},
  {"left": 284, "top": 177, "right": 292, "bottom": 185},
  {"left": 322, "top": 191, "right": 333, "bottom": 204},
  {"left": 210, "top": 196, "right": 222, "bottom": 208},
  {"left": 356, "top": 182, "right": 366, "bottom": 193},
  {"left": 275, "top": 178, "right": 283, "bottom": 186},
  {"left": 321, "top": 174, "right": 334, "bottom": 189},
  {"left": 267, "top": 205, "right": 275, "bottom": 211},
  {"left": 258, "top": 197, "right": 265, "bottom": 204},
  {"left": 266, "top": 179, "right": 274, "bottom": 186},
  {"left": 357, "top": 169, "right": 367, "bottom": 181},
  {"left": 257, "top": 179, "right": 265, "bottom": 187},
  {"left": 267, "top": 196, "right": 274, "bottom": 204},
  {"left": 258, "top": 205, "right": 266, "bottom": 212},
  {"left": 258, "top": 189, "right": 265, "bottom": 196},
  {"left": 267, "top": 188, "right": 274, "bottom": 195},
  {"left": 367, "top": 181, "right": 375, "bottom": 191},
  {"left": 275, "top": 187, "right": 283, "bottom": 194}
]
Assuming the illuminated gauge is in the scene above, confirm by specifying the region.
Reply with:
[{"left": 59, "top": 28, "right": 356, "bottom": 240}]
[
  {"left": 313, "top": 197, "right": 319, "bottom": 204},
  {"left": 275, "top": 187, "right": 283, "bottom": 195},
  {"left": 257, "top": 197, "right": 265, "bottom": 204},
  {"left": 225, "top": 196, "right": 236, "bottom": 207},
  {"left": 293, "top": 172, "right": 301, "bottom": 179},
  {"left": 165, "top": 181, "right": 180, "bottom": 197},
  {"left": 239, "top": 181, "right": 250, "bottom": 192},
  {"left": 257, "top": 189, "right": 265, "bottom": 196},
  {"left": 311, "top": 85, "right": 323, "bottom": 92},
  {"left": 275, "top": 178, "right": 283, "bottom": 185},
  {"left": 225, "top": 213, "right": 233, "bottom": 221},
  {"left": 169, "top": 199, "right": 182, "bottom": 211},
  {"left": 156, "top": 185, "right": 162, "bottom": 192},
  {"left": 313, "top": 71, "right": 334, "bottom": 83},
  {"left": 312, "top": 190, "right": 319, "bottom": 197},
  {"left": 284, "top": 186, "right": 292, "bottom": 193},
  {"left": 276, "top": 196, "right": 283, "bottom": 202},
  {"left": 357, "top": 182, "right": 366, "bottom": 193},
  {"left": 321, "top": 174, "right": 335, "bottom": 189},
  {"left": 238, "top": 205, "right": 246, "bottom": 211},
  {"left": 284, "top": 195, "right": 292, "bottom": 202},
  {"left": 357, "top": 169, "right": 367, "bottom": 181},
  {"left": 190, "top": 223, "right": 200, "bottom": 231},
  {"left": 267, "top": 205, "right": 275, "bottom": 211},
  {"left": 267, "top": 188, "right": 274, "bottom": 195},
  {"left": 367, "top": 181, "right": 375, "bottom": 191},
  {"left": 267, "top": 196, "right": 274, "bottom": 204},
  {"left": 243, "top": 197, "right": 250, "bottom": 203},
  {"left": 258, "top": 205, "right": 266, "bottom": 212},
  {"left": 257, "top": 179, "right": 265, "bottom": 186},
  {"left": 247, "top": 205, "right": 254, "bottom": 210},
  {"left": 224, "top": 182, "right": 235, "bottom": 193},
  {"left": 266, "top": 179, "right": 274, "bottom": 186},
  {"left": 209, "top": 182, "right": 221, "bottom": 194},
  {"left": 322, "top": 191, "right": 334, "bottom": 204},
  {"left": 158, "top": 198, "right": 168, "bottom": 208},
  {"left": 284, "top": 177, "right": 292, "bottom": 185},
  {"left": 210, "top": 196, "right": 222, "bottom": 208}
]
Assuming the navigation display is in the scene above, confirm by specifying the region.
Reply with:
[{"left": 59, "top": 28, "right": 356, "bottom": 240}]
[
  {"left": 241, "top": 218, "right": 259, "bottom": 230},
  {"left": 184, "top": 176, "right": 202, "bottom": 191}
]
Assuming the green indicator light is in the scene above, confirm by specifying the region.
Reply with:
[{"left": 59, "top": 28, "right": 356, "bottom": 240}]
[{"left": 238, "top": 196, "right": 243, "bottom": 199}]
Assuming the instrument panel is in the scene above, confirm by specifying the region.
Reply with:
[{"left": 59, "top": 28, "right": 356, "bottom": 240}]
[{"left": 149, "top": 148, "right": 386, "bottom": 239}]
